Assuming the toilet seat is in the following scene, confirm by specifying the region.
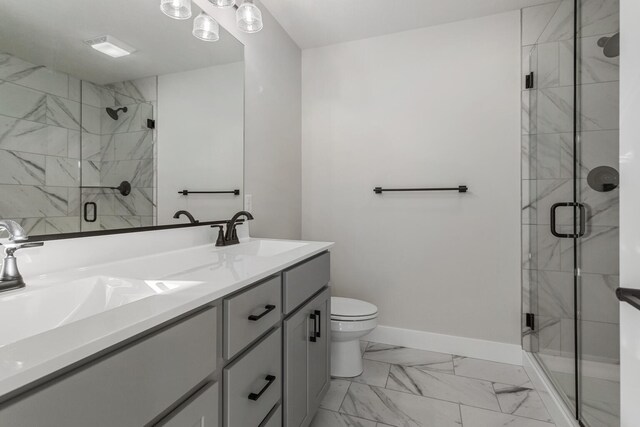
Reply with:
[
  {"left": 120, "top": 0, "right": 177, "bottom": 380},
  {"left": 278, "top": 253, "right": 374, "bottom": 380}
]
[{"left": 331, "top": 297, "right": 378, "bottom": 321}]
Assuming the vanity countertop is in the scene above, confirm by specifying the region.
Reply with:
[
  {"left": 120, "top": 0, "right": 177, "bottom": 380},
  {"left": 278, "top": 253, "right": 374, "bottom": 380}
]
[{"left": 0, "top": 238, "right": 333, "bottom": 399}]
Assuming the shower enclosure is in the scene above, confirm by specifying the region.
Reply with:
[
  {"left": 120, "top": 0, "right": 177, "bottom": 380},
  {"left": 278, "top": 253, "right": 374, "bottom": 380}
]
[{"left": 521, "top": 1, "right": 620, "bottom": 426}]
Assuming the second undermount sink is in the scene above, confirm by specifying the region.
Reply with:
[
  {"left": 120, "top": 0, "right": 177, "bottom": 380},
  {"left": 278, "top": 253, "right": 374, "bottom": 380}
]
[{"left": 0, "top": 275, "right": 197, "bottom": 348}]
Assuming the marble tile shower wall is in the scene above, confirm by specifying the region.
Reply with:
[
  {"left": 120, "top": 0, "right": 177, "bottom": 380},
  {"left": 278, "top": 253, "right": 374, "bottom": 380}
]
[
  {"left": 80, "top": 78, "right": 156, "bottom": 232},
  {"left": 0, "top": 52, "right": 156, "bottom": 235},
  {"left": 521, "top": 0, "right": 620, "bottom": 363},
  {"left": 0, "top": 52, "right": 84, "bottom": 235}
]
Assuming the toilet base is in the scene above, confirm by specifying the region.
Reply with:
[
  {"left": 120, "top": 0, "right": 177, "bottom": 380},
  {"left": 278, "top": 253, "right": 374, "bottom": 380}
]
[{"left": 331, "top": 339, "right": 363, "bottom": 378}]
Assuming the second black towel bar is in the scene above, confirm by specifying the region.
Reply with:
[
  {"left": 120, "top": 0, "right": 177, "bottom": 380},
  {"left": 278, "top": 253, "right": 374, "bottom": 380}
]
[
  {"left": 374, "top": 186, "right": 468, "bottom": 194},
  {"left": 179, "top": 189, "right": 240, "bottom": 196}
]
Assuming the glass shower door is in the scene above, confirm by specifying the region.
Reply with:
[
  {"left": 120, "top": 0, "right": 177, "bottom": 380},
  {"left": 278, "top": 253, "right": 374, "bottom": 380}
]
[
  {"left": 522, "top": 1, "right": 621, "bottom": 426},
  {"left": 522, "top": 0, "right": 579, "bottom": 416}
]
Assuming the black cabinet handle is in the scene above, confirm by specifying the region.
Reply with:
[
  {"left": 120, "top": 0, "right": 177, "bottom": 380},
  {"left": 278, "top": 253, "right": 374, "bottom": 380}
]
[
  {"left": 314, "top": 310, "right": 321, "bottom": 338},
  {"left": 309, "top": 313, "right": 317, "bottom": 342},
  {"left": 550, "top": 202, "right": 586, "bottom": 238},
  {"left": 248, "top": 375, "right": 276, "bottom": 401},
  {"left": 248, "top": 304, "right": 276, "bottom": 321}
]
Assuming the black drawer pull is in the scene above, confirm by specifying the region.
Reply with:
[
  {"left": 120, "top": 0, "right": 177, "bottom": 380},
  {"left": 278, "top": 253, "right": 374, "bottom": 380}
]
[
  {"left": 248, "top": 304, "right": 276, "bottom": 321},
  {"left": 309, "top": 313, "right": 317, "bottom": 342},
  {"left": 248, "top": 375, "right": 276, "bottom": 401},
  {"left": 314, "top": 310, "right": 321, "bottom": 338}
]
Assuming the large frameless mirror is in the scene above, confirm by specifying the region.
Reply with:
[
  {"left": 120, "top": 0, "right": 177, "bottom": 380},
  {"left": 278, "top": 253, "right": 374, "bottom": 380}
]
[{"left": 0, "top": 0, "right": 244, "bottom": 238}]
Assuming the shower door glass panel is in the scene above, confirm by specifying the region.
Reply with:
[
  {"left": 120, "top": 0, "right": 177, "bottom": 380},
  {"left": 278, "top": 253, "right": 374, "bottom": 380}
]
[
  {"left": 522, "top": 0, "right": 578, "bottom": 416},
  {"left": 576, "top": 0, "right": 620, "bottom": 424}
]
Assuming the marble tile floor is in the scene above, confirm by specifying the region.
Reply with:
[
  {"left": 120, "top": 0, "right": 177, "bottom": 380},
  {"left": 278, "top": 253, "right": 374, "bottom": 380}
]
[{"left": 311, "top": 341, "right": 556, "bottom": 427}]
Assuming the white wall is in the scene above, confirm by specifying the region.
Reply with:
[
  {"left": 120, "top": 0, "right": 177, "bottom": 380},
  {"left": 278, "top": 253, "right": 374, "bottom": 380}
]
[
  {"left": 158, "top": 62, "right": 244, "bottom": 224},
  {"left": 619, "top": 0, "right": 640, "bottom": 424},
  {"left": 194, "top": 0, "right": 302, "bottom": 239},
  {"left": 302, "top": 12, "right": 522, "bottom": 345}
]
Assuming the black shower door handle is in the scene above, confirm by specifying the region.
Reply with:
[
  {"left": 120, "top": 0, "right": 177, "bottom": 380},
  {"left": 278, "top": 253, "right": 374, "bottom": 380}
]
[{"left": 550, "top": 202, "right": 586, "bottom": 238}]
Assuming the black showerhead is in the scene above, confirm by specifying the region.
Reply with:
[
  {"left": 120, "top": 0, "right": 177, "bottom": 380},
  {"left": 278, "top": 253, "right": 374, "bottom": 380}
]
[{"left": 106, "top": 106, "right": 128, "bottom": 120}]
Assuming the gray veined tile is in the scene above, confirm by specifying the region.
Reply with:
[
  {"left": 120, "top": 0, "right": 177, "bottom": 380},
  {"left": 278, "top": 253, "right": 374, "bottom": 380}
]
[
  {"left": 0, "top": 116, "right": 68, "bottom": 156},
  {"left": 537, "top": 0, "right": 574, "bottom": 43},
  {"left": 311, "top": 409, "right": 376, "bottom": 427},
  {"left": 536, "top": 42, "right": 559, "bottom": 89},
  {"left": 493, "top": 383, "right": 553, "bottom": 422},
  {"left": 100, "top": 215, "right": 142, "bottom": 230},
  {"left": 81, "top": 132, "right": 101, "bottom": 161},
  {"left": 45, "top": 216, "right": 80, "bottom": 234},
  {"left": 67, "top": 130, "right": 80, "bottom": 159},
  {"left": 0, "top": 149, "right": 45, "bottom": 185},
  {"left": 340, "top": 382, "right": 461, "bottom": 427},
  {"left": 452, "top": 357, "right": 531, "bottom": 388},
  {"left": 81, "top": 160, "right": 100, "bottom": 186},
  {"left": 363, "top": 344, "right": 454, "bottom": 374},
  {"left": 537, "top": 86, "right": 573, "bottom": 134},
  {"left": 578, "top": 35, "right": 619, "bottom": 84},
  {"left": 321, "top": 379, "right": 351, "bottom": 411},
  {"left": 45, "top": 156, "right": 79, "bottom": 187},
  {"left": 81, "top": 104, "right": 102, "bottom": 135},
  {"left": 8, "top": 218, "right": 46, "bottom": 236},
  {"left": 0, "top": 53, "right": 68, "bottom": 98},
  {"left": 537, "top": 270, "right": 573, "bottom": 319},
  {"left": 580, "top": 0, "right": 619, "bottom": 38},
  {"left": 114, "top": 188, "right": 153, "bottom": 217},
  {"left": 351, "top": 359, "right": 391, "bottom": 388},
  {"left": 580, "top": 273, "right": 619, "bottom": 324},
  {"left": 560, "top": 226, "right": 618, "bottom": 275},
  {"left": 460, "top": 405, "right": 555, "bottom": 427},
  {"left": 82, "top": 190, "right": 116, "bottom": 216},
  {"left": 46, "top": 95, "right": 81, "bottom": 130},
  {"left": 0, "top": 81, "right": 47, "bottom": 123},
  {"left": 580, "top": 82, "right": 619, "bottom": 131},
  {"left": 386, "top": 365, "right": 501, "bottom": 411},
  {"left": 114, "top": 130, "right": 153, "bottom": 160},
  {"left": 521, "top": 3, "right": 562, "bottom": 46},
  {"left": 0, "top": 185, "right": 68, "bottom": 218},
  {"left": 537, "top": 316, "right": 562, "bottom": 355}
]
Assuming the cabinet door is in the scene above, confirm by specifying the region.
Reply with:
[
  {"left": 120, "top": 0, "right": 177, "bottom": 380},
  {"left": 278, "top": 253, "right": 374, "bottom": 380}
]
[
  {"left": 158, "top": 382, "right": 219, "bottom": 427},
  {"left": 283, "top": 306, "right": 310, "bottom": 427},
  {"left": 283, "top": 287, "right": 331, "bottom": 427},
  {"left": 307, "top": 288, "right": 331, "bottom": 413}
]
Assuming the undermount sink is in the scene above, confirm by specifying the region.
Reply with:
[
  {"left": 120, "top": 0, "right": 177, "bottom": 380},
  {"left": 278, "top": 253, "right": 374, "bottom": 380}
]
[
  {"left": 227, "top": 239, "right": 309, "bottom": 257},
  {"left": 0, "top": 275, "right": 197, "bottom": 348}
]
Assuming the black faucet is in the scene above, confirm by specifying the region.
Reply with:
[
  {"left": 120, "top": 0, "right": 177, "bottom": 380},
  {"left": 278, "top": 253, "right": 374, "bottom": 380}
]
[
  {"left": 173, "top": 210, "right": 199, "bottom": 224},
  {"left": 213, "top": 211, "right": 254, "bottom": 246}
]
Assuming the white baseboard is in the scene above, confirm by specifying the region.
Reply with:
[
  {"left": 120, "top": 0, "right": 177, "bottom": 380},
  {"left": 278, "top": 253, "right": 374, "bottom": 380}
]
[
  {"left": 363, "top": 325, "right": 524, "bottom": 366},
  {"left": 522, "top": 351, "right": 580, "bottom": 427}
]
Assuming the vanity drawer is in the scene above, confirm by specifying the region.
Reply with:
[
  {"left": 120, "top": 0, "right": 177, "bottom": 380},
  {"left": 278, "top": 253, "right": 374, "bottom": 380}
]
[
  {"left": 0, "top": 307, "right": 218, "bottom": 427},
  {"left": 283, "top": 252, "right": 330, "bottom": 314},
  {"left": 225, "top": 275, "right": 282, "bottom": 359},
  {"left": 224, "top": 327, "right": 282, "bottom": 427}
]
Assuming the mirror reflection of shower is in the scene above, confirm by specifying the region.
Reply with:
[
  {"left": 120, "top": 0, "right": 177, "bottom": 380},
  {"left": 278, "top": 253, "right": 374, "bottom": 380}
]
[
  {"left": 106, "top": 106, "right": 128, "bottom": 120},
  {"left": 598, "top": 32, "right": 620, "bottom": 58}
]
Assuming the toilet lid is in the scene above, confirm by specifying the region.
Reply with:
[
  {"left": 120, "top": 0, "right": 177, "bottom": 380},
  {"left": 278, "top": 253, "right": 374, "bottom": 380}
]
[{"left": 331, "top": 297, "right": 378, "bottom": 319}]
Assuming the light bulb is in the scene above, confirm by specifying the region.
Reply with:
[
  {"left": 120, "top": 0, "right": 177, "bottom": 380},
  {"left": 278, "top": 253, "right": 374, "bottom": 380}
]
[
  {"left": 160, "top": 0, "right": 192, "bottom": 19},
  {"left": 236, "top": 0, "right": 263, "bottom": 33},
  {"left": 193, "top": 12, "right": 220, "bottom": 42},
  {"left": 209, "top": 0, "right": 236, "bottom": 8}
]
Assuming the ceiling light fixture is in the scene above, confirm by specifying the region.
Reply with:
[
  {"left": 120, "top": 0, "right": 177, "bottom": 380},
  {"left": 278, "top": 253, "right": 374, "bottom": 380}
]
[
  {"left": 193, "top": 12, "right": 220, "bottom": 42},
  {"left": 85, "top": 36, "right": 136, "bottom": 58},
  {"left": 160, "top": 0, "right": 192, "bottom": 19},
  {"left": 209, "top": 0, "right": 236, "bottom": 8},
  {"left": 236, "top": 0, "right": 263, "bottom": 34}
]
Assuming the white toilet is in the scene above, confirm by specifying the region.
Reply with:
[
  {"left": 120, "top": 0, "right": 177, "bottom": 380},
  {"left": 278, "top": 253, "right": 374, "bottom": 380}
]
[{"left": 330, "top": 297, "right": 378, "bottom": 377}]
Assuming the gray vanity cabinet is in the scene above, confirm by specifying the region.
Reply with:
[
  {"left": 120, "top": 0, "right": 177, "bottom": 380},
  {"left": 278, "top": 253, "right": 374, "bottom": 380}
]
[
  {"left": 283, "top": 287, "right": 331, "bottom": 427},
  {"left": 157, "top": 382, "right": 219, "bottom": 427}
]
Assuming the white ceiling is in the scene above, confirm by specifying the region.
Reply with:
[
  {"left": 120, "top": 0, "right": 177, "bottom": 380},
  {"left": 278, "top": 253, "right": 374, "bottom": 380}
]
[
  {"left": 260, "top": 0, "right": 553, "bottom": 49},
  {"left": 0, "top": 0, "right": 244, "bottom": 85}
]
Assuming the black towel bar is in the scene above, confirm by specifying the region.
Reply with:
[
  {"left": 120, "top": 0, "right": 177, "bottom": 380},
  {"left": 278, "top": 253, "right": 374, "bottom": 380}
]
[
  {"left": 179, "top": 189, "right": 240, "bottom": 196},
  {"left": 374, "top": 186, "right": 468, "bottom": 194}
]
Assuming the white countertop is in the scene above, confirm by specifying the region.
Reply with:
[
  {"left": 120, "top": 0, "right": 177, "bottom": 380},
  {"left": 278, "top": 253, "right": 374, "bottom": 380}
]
[{"left": 0, "top": 238, "right": 333, "bottom": 398}]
